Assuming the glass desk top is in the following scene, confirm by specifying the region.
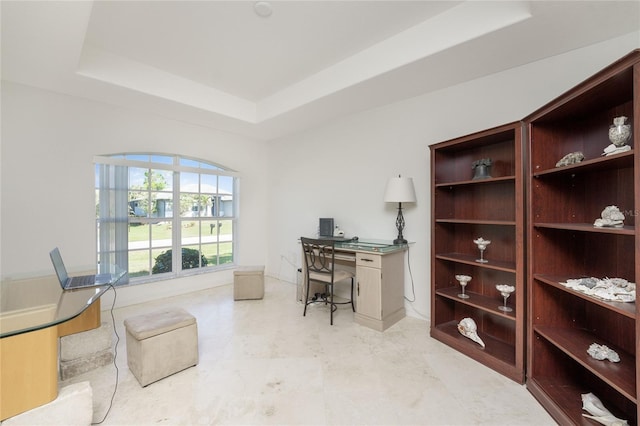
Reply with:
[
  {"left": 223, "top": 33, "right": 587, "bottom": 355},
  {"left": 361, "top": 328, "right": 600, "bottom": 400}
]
[
  {"left": 333, "top": 238, "right": 409, "bottom": 253},
  {"left": 0, "top": 266, "right": 126, "bottom": 338}
]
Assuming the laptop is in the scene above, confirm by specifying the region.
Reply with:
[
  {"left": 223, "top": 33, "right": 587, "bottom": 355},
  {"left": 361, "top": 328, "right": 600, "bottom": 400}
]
[{"left": 49, "top": 247, "right": 113, "bottom": 290}]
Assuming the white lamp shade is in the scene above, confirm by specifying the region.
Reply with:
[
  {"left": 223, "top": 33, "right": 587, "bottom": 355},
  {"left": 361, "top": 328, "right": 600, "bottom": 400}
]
[{"left": 384, "top": 176, "right": 416, "bottom": 203}]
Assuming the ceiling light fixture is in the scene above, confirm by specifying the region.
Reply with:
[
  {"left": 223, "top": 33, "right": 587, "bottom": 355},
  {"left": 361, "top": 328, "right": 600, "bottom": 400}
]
[{"left": 254, "top": 1, "right": 273, "bottom": 18}]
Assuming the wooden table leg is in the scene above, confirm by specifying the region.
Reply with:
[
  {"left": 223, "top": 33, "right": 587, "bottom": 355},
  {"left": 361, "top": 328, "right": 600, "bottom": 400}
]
[{"left": 0, "top": 326, "right": 58, "bottom": 420}]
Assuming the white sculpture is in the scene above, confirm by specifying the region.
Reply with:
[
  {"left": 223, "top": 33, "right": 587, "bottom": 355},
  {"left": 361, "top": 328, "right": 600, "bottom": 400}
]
[
  {"left": 581, "top": 393, "right": 628, "bottom": 425},
  {"left": 594, "top": 205, "right": 625, "bottom": 228},
  {"left": 587, "top": 343, "right": 620, "bottom": 363},
  {"left": 603, "top": 116, "right": 632, "bottom": 157},
  {"left": 602, "top": 143, "right": 631, "bottom": 156},
  {"left": 457, "top": 317, "right": 485, "bottom": 348}
]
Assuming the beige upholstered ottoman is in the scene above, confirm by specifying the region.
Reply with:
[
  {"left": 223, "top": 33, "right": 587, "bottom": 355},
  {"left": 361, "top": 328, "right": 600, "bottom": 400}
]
[
  {"left": 233, "top": 265, "right": 265, "bottom": 300},
  {"left": 124, "top": 308, "right": 198, "bottom": 387}
]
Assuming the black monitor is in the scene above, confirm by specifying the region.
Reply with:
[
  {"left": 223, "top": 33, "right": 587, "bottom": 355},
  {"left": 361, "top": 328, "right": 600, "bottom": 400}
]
[{"left": 319, "top": 218, "right": 334, "bottom": 238}]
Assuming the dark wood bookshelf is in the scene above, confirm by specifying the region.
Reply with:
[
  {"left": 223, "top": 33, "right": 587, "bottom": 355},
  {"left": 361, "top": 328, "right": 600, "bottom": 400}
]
[
  {"left": 435, "top": 253, "right": 516, "bottom": 273},
  {"left": 534, "top": 274, "right": 636, "bottom": 319},
  {"left": 526, "top": 50, "right": 639, "bottom": 424},
  {"left": 435, "top": 286, "right": 517, "bottom": 320},
  {"left": 432, "top": 320, "right": 517, "bottom": 370},
  {"left": 535, "top": 326, "right": 636, "bottom": 402},
  {"left": 430, "top": 121, "right": 525, "bottom": 384}
]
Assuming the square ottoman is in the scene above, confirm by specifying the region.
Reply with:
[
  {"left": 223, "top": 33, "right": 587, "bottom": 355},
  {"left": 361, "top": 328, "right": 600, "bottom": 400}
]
[
  {"left": 124, "top": 308, "right": 198, "bottom": 387},
  {"left": 233, "top": 265, "right": 265, "bottom": 300}
]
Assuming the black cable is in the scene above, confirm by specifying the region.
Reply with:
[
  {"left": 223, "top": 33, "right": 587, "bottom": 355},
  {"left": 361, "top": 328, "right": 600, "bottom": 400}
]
[
  {"left": 404, "top": 244, "right": 416, "bottom": 302},
  {"left": 403, "top": 245, "right": 430, "bottom": 320},
  {"left": 92, "top": 284, "right": 119, "bottom": 425}
]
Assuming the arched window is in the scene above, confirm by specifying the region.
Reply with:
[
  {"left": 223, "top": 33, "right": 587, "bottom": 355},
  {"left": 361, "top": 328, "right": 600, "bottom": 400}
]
[{"left": 95, "top": 153, "right": 237, "bottom": 284}]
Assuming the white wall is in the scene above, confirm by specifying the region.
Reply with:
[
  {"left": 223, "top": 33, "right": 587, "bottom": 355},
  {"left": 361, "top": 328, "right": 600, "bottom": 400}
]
[
  {"left": 266, "top": 32, "right": 640, "bottom": 320},
  {"left": 1, "top": 82, "right": 269, "bottom": 307}
]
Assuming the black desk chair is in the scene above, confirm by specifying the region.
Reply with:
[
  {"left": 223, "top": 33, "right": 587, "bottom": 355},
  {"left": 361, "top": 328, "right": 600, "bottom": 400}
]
[{"left": 301, "top": 237, "right": 355, "bottom": 325}]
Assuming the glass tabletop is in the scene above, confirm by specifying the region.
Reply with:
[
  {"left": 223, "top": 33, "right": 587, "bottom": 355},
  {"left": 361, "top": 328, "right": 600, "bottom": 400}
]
[
  {"left": 334, "top": 238, "right": 409, "bottom": 253},
  {"left": 0, "top": 266, "right": 126, "bottom": 338}
]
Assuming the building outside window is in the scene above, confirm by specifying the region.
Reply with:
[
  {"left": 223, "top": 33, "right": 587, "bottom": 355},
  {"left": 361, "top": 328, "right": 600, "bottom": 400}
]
[{"left": 95, "top": 153, "right": 237, "bottom": 284}]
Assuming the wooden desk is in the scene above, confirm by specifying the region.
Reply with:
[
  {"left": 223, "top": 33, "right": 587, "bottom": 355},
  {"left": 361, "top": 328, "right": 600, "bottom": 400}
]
[
  {"left": 302, "top": 239, "right": 408, "bottom": 331},
  {"left": 0, "top": 302, "right": 100, "bottom": 420},
  {"left": 0, "top": 271, "right": 121, "bottom": 421}
]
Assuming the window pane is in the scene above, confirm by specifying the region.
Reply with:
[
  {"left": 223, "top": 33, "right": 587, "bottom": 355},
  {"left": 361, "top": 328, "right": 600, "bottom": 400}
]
[
  {"left": 200, "top": 163, "right": 221, "bottom": 170},
  {"left": 151, "top": 222, "right": 171, "bottom": 249},
  {"left": 151, "top": 193, "right": 173, "bottom": 218},
  {"left": 129, "top": 167, "right": 147, "bottom": 188},
  {"left": 201, "top": 243, "right": 218, "bottom": 266},
  {"left": 181, "top": 192, "right": 208, "bottom": 217},
  {"left": 219, "top": 241, "right": 233, "bottom": 265},
  {"left": 128, "top": 223, "right": 150, "bottom": 249},
  {"left": 181, "top": 245, "right": 205, "bottom": 270},
  {"left": 179, "top": 157, "right": 223, "bottom": 171},
  {"left": 218, "top": 220, "right": 233, "bottom": 240},
  {"left": 128, "top": 195, "right": 148, "bottom": 217},
  {"left": 219, "top": 175, "right": 233, "bottom": 194},
  {"left": 150, "top": 155, "right": 173, "bottom": 165},
  {"left": 149, "top": 169, "right": 173, "bottom": 191},
  {"left": 129, "top": 249, "right": 150, "bottom": 277},
  {"left": 180, "top": 172, "right": 198, "bottom": 192},
  {"left": 201, "top": 174, "right": 217, "bottom": 193},
  {"left": 181, "top": 219, "right": 199, "bottom": 245},
  {"left": 151, "top": 248, "right": 172, "bottom": 274},
  {"left": 129, "top": 167, "right": 149, "bottom": 217},
  {"left": 179, "top": 158, "right": 199, "bottom": 168},
  {"left": 201, "top": 220, "right": 217, "bottom": 241},
  {"left": 126, "top": 154, "right": 149, "bottom": 162},
  {"left": 220, "top": 195, "right": 233, "bottom": 217}
]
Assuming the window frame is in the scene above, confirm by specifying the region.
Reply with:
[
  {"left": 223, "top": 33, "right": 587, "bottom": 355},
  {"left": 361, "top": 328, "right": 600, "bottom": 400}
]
[{"left": 95, "top": 153, "right": 239, "bottom": 285}]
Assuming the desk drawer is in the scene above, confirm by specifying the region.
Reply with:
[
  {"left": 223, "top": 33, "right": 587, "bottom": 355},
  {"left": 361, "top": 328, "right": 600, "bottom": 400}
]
[{"left": 356, "top": 253, "right": 381, "bottom": 268}]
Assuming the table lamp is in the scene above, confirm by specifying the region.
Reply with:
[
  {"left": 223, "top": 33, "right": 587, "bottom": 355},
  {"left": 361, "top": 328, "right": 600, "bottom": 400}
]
[{"left": 384, "top": 175, "right": 416, "bottom": 244}]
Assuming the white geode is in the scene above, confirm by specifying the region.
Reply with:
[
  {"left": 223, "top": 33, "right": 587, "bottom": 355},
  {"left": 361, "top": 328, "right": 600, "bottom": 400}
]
[
  {"left": 594, "top": 205, "right": 625, "bottom": 228},
  {"left": 563, "top": 277, "right": 635, "bottom": 303},
  {"left": 587, "top": 343, "right": 620, "bottom": 363},
  {"left": 556, "top": 151, "right": 584, "bottom": 167},
  {"left": 457, "top": 317, "right": 485, "bottom": 348},
  {"left": 582, "top": 393, "right": 628, "bottom": 425}
]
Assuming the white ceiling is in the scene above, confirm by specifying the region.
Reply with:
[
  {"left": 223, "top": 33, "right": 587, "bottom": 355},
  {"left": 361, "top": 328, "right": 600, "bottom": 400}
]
[{"left": 2, "top": 1, "right": 639, "bottom": 141}]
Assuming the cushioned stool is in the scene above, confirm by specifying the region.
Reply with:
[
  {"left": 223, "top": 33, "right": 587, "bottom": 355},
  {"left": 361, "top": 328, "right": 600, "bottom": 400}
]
[
  {"left": 124, "top": 308, "right": 198, "bottom": 387},
  {"left": 233, "top": 265, "right": 265, "bottom": 300}
]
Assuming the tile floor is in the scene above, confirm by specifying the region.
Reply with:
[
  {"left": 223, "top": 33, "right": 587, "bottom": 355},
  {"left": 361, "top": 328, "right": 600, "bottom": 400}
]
[{"left": 62, "top": 277, "right": 556, "bottom": 425}]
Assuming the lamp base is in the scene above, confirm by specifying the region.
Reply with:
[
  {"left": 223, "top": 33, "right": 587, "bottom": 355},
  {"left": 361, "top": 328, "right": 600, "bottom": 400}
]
[{"left": 393, "top": 238, "right": 407, "bottom": 245}]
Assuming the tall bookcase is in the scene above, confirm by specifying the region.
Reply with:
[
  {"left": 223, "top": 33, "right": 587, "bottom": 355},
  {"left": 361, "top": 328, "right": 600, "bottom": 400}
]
[
  {"left": 430, "top": 122, "right": 525, "bottom": 384},
  {"left": 525, "top": 51, "right": 639, "bottom": 424}
]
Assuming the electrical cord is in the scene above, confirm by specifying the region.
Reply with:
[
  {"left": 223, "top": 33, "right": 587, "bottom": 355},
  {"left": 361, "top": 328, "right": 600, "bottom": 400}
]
[
  {"left": 403, "top": 245, "right": 429, "bottom": 320},
  {"left": 404, "top": 244, "right": 416, "bottom": 302},
  {"left": 92, "top": 284, "right": 119, "bottom": 425}
]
